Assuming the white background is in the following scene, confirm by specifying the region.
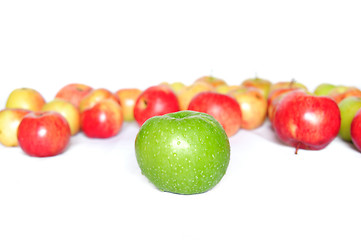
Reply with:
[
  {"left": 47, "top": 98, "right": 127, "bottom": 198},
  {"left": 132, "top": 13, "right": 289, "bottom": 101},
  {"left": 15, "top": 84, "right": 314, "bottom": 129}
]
[{"left": 1, "top": 0, "right": 361, "bottom": 239}]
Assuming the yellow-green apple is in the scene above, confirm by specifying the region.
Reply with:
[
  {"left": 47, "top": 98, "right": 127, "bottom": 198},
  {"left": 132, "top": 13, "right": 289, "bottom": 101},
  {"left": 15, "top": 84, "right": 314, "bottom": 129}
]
[
  {"left": 228, "top": 87, "right": 268, "bottom": 130},
  {"left": 115, "top": 88, "right": 142, "bottom": 121},
  {"left": 159, "top": 82, "right": 186, "bottom": 95},
  {"left": 313, "top": 83, "right": 336, "bottom": 96},
  {"left": 338, "top": 97, "right": 361, "bottom": 142},
  {"left": 42, "top": 99, "right": 80, "bottom": 135},
  {"left": 79, "top": 88, "right": 119, "bottom": 112},
  {"left": 269, "top": 80, "right": 308, "bottom": 93},
  {"left": 273, "top": 91, "right": 341, "bottom": 154},
  {"left": 0, "top": 109, "right": 31, "bottom": 147},
  {"left": 351, "top": 109, "right": 361, "bottom": 152},
  {"left": 80, "top": 99, "right": 123, "bottom": 138},
  {"left": 329, "top": 86, "right": 361, "bottom": 104},
  {"left": 134, "top": 85, "right": 180, "bottom": 126},
  {"left": 55, "top": 83, "right": 93, "bottom": 108},
  {"left": 241, "top": 77, "right": 272, "bottom": 98},
  {"left": 6, "top": 88, "right": 46, "bottom": 111},
  {"left": 17, "top": 111, "right": 71, "bottom": 157},
  {"left": 135, "top": 110, "right": 230, "bottom": 194},
  {"left": 194, "top": 75, "right": 227, "bottom": 88},
  {"left": 177, "top": 82, "right": 214, "bottom": 110},
  {"left": 188, "top": 92, "right": 242, "bottom": 137}
]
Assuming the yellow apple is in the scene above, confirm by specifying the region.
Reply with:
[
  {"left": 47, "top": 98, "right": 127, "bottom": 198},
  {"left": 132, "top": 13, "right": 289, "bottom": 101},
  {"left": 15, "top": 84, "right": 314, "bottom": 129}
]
[
  {"left": 194, "top": 75, "right": 227, "bottom": 88},
  {"left": 241, "top": 77, "right": 272, "bottom": 99},
  {"left": 228, "top": 87, "right": 268, "bottom": 130},
  {"left": 79, "top": 88, "right": 120, "bottom": 112},
  {"left": 115, "top": 88, "right": 142, "bottom": 121},
  {"left": 159, "top": 82, "right": 186, "bottom": 95},
  {"left": 215, "top": 85, "right": 241, "bottom": 94},
  {"left": 177, "top": 82, "right": 214, "bottom": 110},
  {"left": 42, "top": 99, "right": 80, "bottom": 135},
  {"left": 0, "top": 108, "right": 31, "bottom": 147},
  {"left": 6, "top": 88, "right": 46, "bottom": 111}
]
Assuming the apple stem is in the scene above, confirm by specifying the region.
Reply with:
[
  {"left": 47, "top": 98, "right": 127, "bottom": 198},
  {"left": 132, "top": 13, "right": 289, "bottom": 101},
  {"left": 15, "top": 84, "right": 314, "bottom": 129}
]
[
  {"left": 290, "top": 78, "right": 296, "bottom": 88},
  {"left": 295, "top": 142, "right": 301, "bottom": 154}
]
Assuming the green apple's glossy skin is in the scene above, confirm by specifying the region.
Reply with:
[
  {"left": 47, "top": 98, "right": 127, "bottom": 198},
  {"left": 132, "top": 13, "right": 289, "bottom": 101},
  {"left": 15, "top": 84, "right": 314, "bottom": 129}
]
[
  {"left": 135, "top": 110, "right": 230, "bottom": 194},
  {"left": 314, "top": 83, "right": 336, "bottom": 96},
  {"left": 338, "top": 97, "right": 361, "bottom": 141}
]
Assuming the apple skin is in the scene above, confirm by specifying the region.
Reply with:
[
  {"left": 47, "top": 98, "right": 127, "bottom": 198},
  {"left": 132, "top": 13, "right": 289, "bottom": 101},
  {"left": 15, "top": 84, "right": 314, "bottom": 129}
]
[
  {"left": 273, "top": 91, "right": 341, "bottom": 153},
  {"left": 329, "top": 87, "right": 361, "bottom": 104},
  {"left": 6, "top": 88, "right": 46, "bottom": 111},
  {"left": 80, "top": 99, "right": 123, "bottom": 138},
  {"left": 159, "top": 82, "right": 186, "bottom": 95},
  {"left": 313, "top": 83, "right": 336, "bottom": 96},
  {"left": 351, "top": 109, "right": 361, "bottom": 152},
  {"left": 177, "top": 82, "right": 214, "bottom": 110},
  {"left": 0, "top": 109, "right": 31, "bottom": 147},
  {"left": 241, "top": 77, "right": 272, "bottom": 98},
  {"left": 17, "top": 111, "right": 71, "bottom": 157},
  {"left": 135, "top": 110, "right": 230, "bottom": 195},
  {"left": 338, "top": 97, "right": 361, "bottom": 142},
  {"left": 194, "top": 75, "right": 227, "bottom": 88},
  {"left": 42, "top": 99, "right": 80, "bottom": 135},
  {"left": 55, "top": 83, "right": 93, "bottom": 108},
  {"left": 188, "top": 92, "right": 242, "bottom": 137},
  {"left": 115, "top": 88, "right": 142, "bottom": 121},
  {"left": 79, "top": 88, "right": 120, "bottom": 112},
  {"left": 269, "top": 80, "right": 308, "bottom": 93},
  {"left": 228, "top": 87, "right": 268, "bottom": 130},
  {"left": 134, "top": 85, "right": 180, "bottom": 126}
]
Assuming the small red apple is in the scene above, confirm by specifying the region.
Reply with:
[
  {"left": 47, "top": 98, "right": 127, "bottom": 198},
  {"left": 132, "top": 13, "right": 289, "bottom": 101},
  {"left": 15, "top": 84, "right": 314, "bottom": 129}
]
[
  {"left": 17, "top": 111, "right": 71, "bottom": 157},
  {"left": 351, "top": 109, "right": 361, "bottom": 152},
  {"left": 273, "top": 91, "right": 341, "bottom": 154},
  {"left": 80, "top": 99, "right": 123, "bottom": 138},
  {"left": 55, "top": 83, "right": 93, "bottom": 108},
  {"left": 134, "top": 85, "right": 180, "bottom": 126},
  {"left": 188, "top": 92, "right": 242, "bottom": 137}
]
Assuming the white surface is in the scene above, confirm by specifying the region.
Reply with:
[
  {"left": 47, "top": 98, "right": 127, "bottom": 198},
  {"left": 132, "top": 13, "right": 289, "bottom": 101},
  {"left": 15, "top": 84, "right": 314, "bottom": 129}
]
[{"left": 1, "top": 1, "right": 361, "bottom": 240}]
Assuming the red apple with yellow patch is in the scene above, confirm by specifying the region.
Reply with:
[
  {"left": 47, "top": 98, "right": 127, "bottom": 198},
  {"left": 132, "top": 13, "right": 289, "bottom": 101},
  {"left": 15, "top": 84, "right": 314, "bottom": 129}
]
[
  {"left": 79, "top": 88, "right": 119, "bottom": 112},
  {"left": 115, "top": 88, "right": 142, "bottom": 121},
  {"left": 6, "top": 88, "right": 46, "bottom": 111},
  {"left": 55, "top": 83, "right": 93, "bottom": 108}
]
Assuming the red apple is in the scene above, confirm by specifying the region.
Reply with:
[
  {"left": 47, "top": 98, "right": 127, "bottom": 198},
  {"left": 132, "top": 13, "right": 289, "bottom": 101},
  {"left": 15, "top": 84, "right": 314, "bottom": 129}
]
[
  {"left": 273, "top": 91, "right": 341, "bottom": 154},
  {"left": 0, "top": 108, "right": 31, "bottom": 147},
  {"left": 17, "top": 111, "right": 71, "bottom": 157},
  {"left": 55, "top": 83, "right": 93, "bottom": 108},
  {"left": 188, "top": 92, "right": 242, "bottom": 137},
  {"left": 6, "top": 88, "right": 46, "bottom": 111},
  {"left": 80, "top": 99, "right": 123, "bottom": 138},
  {"left": 351, "top": 109, "right": 361, "bottom": 152},
  {"left": 79, "top": 88, "right": 120, "bottom": 112},
  {"left": 115, "top": 88, "right": 142, "bottom": 121},
  {"left": 228, "top": 87, "right": 268, "bottom": 130},
  {"left": 134, "top": 85, "right": 180, "bottom": 126}
]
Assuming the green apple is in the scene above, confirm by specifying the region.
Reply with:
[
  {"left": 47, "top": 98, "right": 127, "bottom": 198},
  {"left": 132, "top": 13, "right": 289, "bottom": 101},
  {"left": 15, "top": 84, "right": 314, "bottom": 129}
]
[
  {"left": 338, "top": 97, "right": 361, "bottom": 141},
  {"left": 135, "top": 110, "right": 230, "bottom": 194},
  {"left": 313, "top": 83, "right": 336, "bottom": 96}
]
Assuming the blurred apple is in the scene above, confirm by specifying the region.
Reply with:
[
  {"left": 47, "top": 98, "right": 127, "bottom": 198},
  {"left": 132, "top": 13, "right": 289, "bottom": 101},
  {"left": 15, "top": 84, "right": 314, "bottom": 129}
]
[
  {"left": 194, "top": 75, "right": 227, "bottom": 88},
  {"left": 228, "top": 87, "right": 268, "bottom": 130},
  {"left": 17, "top": 111, "right": 71, "bottom": 157},
  {"left": 338, "top": 97, "right": 361, "bottom": 142},
  {"left": 6, "top": 88, "right": 46, "bottom": 111},
  {"left": 241, "top": 77, "right": 272, "bottom": 98},
  {"left": 55, "top": 83, "right": 93, "bottom": 108},
  {"left": 81, "top": 99, "right": 123, "bottom": 138},
  {"left": 329, "top": 86, "right": 361, "bottom": 104},
  {"left": 42, "top": 99, "right": 80, "bottom": 135},
  {"left": 134, "top": 85, "right": 180, "bottom": 126},
  {"left": 351, "top": 109, "right": 361, "bottom": 152},
  {"left": 178, "top": 82, "right": 214, "bottom": 110},
  {"left": 0, "top": 109, "right": 31, "bottom": 147},
  {"left": 79, "top": 88, "right": 119, "bottom": 112},
  {"left": 188, "top": 92, "right": 242, "bottom": 137},
  {"left": 269, "top": 80, "right": 308, "bottom": 93},
  {"left": 313, "top": 83, "right": 336, "bottom": 96},
  {"left": 115, "top": 88, "right": 142, "bottom": 121},
  {"left": 159, "top": 82, "right": 186, "bottom": 95},
  {"left": 215, "top": 85, "right": 241, "bottom": 94}
]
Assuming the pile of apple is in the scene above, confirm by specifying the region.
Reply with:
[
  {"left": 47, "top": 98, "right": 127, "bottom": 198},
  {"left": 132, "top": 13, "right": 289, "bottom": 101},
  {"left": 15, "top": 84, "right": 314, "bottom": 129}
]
[{"left": 1, "top": 76, "right": 361, "bottom": 158}]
